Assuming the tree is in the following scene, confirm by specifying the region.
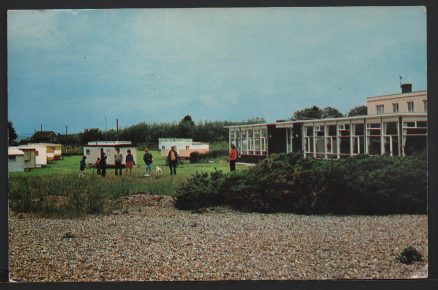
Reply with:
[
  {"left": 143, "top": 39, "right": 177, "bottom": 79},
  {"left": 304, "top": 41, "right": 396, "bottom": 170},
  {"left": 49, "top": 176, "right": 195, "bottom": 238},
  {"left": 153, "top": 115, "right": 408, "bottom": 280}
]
[
  {"left": 291, "top": 106, "right": 324, "bottom": 120},
  {"left": 80, "top": 128, "right": 103, "bottom": 144},
  {"left": 177, "top": 115, "right": 195, "bottom": 137},
  {"left": 8, "top": 121, "right": 18, "bottom": 145},
  {"left": 322, "top": 107, "right": 344, "bottom": 118},
  {"left": 348, "top": 105, "right": 368, "bottom": 116}
]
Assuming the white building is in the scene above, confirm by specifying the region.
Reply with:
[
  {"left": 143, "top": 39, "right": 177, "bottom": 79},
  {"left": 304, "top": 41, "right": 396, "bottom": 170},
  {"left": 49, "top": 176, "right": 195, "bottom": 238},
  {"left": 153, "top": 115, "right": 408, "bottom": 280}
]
[
  {"left": 158, "top": 138, "right": 209, "bottom": 159},
  {"left": 18, "top": 144, "right": 48, "bottom": 167},
  {"left": 8, "top": 147, "right": 25, "bottom": 172},
  {"left": 83, "top": 141, "right": 138, "bottom": 167}
]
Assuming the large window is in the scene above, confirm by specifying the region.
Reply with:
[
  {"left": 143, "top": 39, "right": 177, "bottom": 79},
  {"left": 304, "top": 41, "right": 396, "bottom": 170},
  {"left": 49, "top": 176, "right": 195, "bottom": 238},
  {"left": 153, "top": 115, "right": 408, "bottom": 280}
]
[
  {"left": 338, "top": 123, "right": 351, "bottom": 157},
  {"left": 402, "top": 120, "right": 427, "bottom": 155},
  {"left": 352, "top": 123, "right": 365, "bottom": 155},
  {"left": 407, "top": 101, "right": 414, "bottom": 112},
  {"left": 326, "top": 125, "right": 337, "bottom": 158},
  {"left": 367, "top": 122, "right": 381, "bottom": 155},
  {"left": 392, "top": 103, "right": 399, "bottom": 113},
  {"left": 230, "top": 127, "right": 267, "bottom": 156},
  {"left": 376, "top": 105, "right": 384, "bottom": 115},
  {"left": 383, "top": 122, "right": 399, "bottom": 156},
  {"left": 423, "top": 100, "right": 427, "bottom": 112}
]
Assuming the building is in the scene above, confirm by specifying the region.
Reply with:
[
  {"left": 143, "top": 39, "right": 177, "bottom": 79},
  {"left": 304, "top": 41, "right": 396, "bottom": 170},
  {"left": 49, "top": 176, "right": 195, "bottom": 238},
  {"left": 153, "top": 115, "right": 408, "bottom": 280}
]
[
  {"left": 31, "top": 131, "right": 58, "bottom": 143},
  {"left": 367, "top": 83, "right": 427, "bottom": 115},
  {"left": 227, "top": 84, "right": 427, "bottom": 161},
  {"left": 18, "top": 144, "right": 48, "bottom": 167},
  {"left": 8, "top": 147, "right": 25, "bottom": 172},
  {"left": 82, "top": 141, "right": 138, "bottom": 167},
  {"left": 158, "top": 138, "right": 210, "bottom": 159},
  {"left": 18, "top": 147, "right": 37, "bottom": 170}
]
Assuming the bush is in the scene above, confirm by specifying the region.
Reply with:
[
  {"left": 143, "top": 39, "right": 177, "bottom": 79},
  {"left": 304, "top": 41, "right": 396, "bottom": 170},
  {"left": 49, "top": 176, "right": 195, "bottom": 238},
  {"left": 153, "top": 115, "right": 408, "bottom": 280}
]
[
  {"left": 175, "top": 152, "right": 427, "bottom": 214},
  {"left": 397, "top": 246, "right": 423, "bottom": 265}
]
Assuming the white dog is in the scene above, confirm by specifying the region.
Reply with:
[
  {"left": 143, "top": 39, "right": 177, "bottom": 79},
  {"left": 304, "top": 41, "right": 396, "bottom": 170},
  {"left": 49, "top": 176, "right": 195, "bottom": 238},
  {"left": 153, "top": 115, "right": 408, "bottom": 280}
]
[{"left": 155, "top": 166, "right": 162, "bottom": 177}]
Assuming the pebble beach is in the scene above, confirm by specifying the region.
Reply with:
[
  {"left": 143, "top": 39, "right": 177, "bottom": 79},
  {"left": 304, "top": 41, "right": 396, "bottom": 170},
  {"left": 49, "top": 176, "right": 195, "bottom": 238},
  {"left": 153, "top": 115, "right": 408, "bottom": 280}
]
[{"left": 8, "top": 195, "right": 428, "bottom": 282}]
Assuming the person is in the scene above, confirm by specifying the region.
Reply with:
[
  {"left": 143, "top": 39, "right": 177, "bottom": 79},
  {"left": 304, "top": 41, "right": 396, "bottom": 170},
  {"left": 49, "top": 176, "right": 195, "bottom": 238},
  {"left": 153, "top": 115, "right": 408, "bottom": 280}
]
[
  {"left": 143, "top": 149, "right": 153, "bottom": 176},
  {"left": 125, "top": 149, "right": 135, "bottom": 175},
  {"left": 79, "top": 155, "right": 87, "bottom": 178},
  {"left": 94, "top": 157, "right": 101, "bottom": 175},
  {"left": 114, "top": 147, "right": 123, "bottom": 176},
  {"left": 100, "top": 149, "right": 107, "bottom": 177},
  {"left": 167, "top": 146, "right": 178, "bottom": 175},
  {"left": 228, "top": 144, "right": 238, "bottom": 172}
]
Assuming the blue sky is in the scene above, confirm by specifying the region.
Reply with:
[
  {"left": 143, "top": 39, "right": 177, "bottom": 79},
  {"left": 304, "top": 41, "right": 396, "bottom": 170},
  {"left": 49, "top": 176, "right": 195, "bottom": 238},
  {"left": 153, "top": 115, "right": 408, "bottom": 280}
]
[{"left": 8, "top": 7, "right": 427, "bottom": 135}]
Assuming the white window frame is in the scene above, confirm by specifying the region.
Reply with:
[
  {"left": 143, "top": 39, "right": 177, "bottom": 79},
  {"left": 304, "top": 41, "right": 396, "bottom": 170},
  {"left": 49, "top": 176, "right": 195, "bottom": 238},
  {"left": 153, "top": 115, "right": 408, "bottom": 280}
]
[
  {"left": 407, "top": 101, "right": 414, "bottom": 113},
  {"left": 376, "top": 105, "right": 384, "bottom": 115}
]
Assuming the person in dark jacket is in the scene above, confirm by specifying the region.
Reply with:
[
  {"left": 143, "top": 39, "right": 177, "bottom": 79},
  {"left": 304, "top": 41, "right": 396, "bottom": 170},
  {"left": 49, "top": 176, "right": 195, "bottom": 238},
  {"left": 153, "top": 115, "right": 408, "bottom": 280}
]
[
  {"left": 79, "top": 155, "right": 87, "bottom": 178},
  {"left": 143, "top": 149, "right": 153, "bottom": 176},
  {"left": 167, "top": 146, "right": 178, "bottom": 175},
  {"left": 100, "top": 149, "right": 107, "bottom": 177}
]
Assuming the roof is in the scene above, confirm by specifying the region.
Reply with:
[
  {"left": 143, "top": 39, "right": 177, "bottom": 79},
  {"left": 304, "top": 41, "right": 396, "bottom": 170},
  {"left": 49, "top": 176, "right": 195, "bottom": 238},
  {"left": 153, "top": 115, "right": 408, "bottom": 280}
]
[
  {"left": 225, "top": 122, "right": 275, "bottom": 129},
  {"left": 366, "top": 90, "right": 427, "bottom": 101},
  {"left": 275, "top": 113, "right": 427, "bottom": 128},
  {"left": 84, "top": 143, "right": 137, "bottom": 148},
  {"left": 8, "top": 147, "right": 24, "bottom": 156},
  {"left": 32, "top": 131, "right": 57, "bottom": 139},
  {"left": 87, "top": 141, "right": 132, "bottom": 146}
]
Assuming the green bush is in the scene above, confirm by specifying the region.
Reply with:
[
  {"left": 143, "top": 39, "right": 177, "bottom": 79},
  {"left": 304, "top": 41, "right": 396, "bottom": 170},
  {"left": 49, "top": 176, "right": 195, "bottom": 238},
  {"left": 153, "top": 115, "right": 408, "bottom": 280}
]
[{"left": 175, "top": 152, "right": 427, "bottom": 214}]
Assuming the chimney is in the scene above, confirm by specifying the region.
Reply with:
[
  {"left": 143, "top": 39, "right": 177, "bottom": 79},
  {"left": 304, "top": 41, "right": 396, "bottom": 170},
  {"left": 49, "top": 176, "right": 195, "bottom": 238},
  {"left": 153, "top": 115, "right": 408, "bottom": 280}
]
[{"left": 401, "top": 83, "right": 412, "bottom": 94}]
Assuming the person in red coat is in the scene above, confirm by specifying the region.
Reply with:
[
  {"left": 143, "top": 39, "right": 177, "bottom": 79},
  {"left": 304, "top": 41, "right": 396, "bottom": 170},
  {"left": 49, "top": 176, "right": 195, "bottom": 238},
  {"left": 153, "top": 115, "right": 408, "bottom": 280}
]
[{"left": 228, "top": 144, "right": 238, "bottom": 172}]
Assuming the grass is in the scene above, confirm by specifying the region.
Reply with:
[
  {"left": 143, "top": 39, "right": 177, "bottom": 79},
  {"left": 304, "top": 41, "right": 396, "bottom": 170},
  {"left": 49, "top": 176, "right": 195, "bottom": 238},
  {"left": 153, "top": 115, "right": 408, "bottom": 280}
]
[
  {"left": 8, "top": 147, "right": 247, "bottom": 216},
  {"left": 9, "top": 151, "right": 243, "bottom": 195}
]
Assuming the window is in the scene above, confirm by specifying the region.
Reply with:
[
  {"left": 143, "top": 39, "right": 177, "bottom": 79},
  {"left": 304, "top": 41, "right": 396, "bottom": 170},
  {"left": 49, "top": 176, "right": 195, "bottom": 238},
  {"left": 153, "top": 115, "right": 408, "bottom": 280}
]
[
  {"left": 423, "top": 100, "right": 427, "bottom": 112},
  {"left": 186, "top": 146, "right": 190, "bottom": 150},
  {"left": 86, "top": 149, "right": 90, "bottom": 155},
  {"left": 376, "top": 105, "right": 384, "bottom": 115},
  {"left": 407, "top": 101, "right": 414, "bottom": 112},
  {"left": 392, "top": 103, "right": 399, "bottom": 113},
  {"left": 162, "top": 146, "right": 165, "bottom": 150},
  {"left": 8, "top": 156, "right": 16, "bottom": 161}
]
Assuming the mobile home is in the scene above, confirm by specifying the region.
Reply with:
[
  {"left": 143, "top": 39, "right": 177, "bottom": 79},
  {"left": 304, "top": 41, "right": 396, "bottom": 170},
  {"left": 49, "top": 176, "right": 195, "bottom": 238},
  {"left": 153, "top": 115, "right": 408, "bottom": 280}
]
[
  {"left": 158, "top": 138, "right": 209, "bottom": 159},
  {"left": 18, "top": 144, "right": 48, "bottom": 167},
  {"left": 83, "top": 141, "right": 138, "bottom": 167},
  {"left": 18, "top": 147, "right": 37, "bottom": 170},
  {"left": 8, "top": 147, "right": 25, "bottom": 172}
]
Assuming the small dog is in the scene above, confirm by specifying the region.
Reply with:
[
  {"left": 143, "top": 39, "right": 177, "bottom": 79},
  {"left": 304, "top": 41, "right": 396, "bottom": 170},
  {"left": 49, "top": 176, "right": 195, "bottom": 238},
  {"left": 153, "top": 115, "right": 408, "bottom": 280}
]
[{"left": 155, "top": 166, "right": 162, "bottom": 177}]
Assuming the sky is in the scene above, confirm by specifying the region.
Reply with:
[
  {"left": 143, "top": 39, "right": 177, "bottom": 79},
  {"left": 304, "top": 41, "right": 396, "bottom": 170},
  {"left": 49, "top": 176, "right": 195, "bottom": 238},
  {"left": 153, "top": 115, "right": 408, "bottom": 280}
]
[{"left": 7, "top": 7, "right": 427, "bottom": 136}]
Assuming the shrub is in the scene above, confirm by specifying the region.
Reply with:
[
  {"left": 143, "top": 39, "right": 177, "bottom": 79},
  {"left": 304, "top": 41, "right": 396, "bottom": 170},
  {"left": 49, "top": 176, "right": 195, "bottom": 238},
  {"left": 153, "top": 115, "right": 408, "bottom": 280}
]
[
  {"left": 175, "top": 152, "right": 427, "bottom": 214},
  {"left": 397, "top": 246, "right": 423, "bottom": 265}
]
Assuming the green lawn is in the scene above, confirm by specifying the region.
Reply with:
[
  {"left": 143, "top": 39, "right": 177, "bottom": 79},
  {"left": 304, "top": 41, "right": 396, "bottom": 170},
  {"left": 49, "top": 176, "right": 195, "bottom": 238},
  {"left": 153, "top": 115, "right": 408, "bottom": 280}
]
[{"left": 10, "top": 150, "right": 243, "bottom": 196}]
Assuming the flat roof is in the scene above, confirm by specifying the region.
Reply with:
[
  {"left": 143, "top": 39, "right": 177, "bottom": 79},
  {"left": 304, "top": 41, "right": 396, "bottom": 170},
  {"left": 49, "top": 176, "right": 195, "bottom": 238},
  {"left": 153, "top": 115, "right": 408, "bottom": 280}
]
[
  {"left": 275, "top": 113, "right": 427, "bottom": 127},
  {"left": 84, "top": 144, "right": 137, "bottom": 148},
  {"left": 366, "top": 90, "right": 427, "bottom": 100},
  {"left": 8, "top": 147, "right": 24, "bottom": 156},
  {"left": 225, "top": 122, "right": 276, "bottom": 129}
]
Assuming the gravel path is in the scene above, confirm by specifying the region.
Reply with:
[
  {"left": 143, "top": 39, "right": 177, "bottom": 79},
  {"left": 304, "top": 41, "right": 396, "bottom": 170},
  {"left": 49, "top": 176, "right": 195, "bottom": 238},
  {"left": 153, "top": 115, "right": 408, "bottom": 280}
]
[{"left": 9, "top": 195, "right": 428, "bottom": 282}]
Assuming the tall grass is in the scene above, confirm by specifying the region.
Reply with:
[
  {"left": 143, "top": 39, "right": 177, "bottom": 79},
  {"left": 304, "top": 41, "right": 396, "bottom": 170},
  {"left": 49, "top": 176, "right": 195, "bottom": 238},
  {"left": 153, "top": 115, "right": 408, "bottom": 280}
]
[{"left": 8, "top": 147, "right": 236, "bottom": 217}]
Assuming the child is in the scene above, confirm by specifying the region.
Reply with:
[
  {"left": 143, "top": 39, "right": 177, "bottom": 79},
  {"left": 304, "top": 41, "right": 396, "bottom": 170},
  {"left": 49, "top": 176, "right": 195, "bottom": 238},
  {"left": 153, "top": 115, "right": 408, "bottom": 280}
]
[
  {"left": 125, "top": 149, "right": 135, "bottom": 175},
  {"left": 114, "top": 147, "right": 123, "bottom": 176},
  {"left": 79, "top": 155, "right": 87, "bottom": 178},
  {"left": 143, "top": 149, "right": 153, "bottom": 176},
  {"left": 228, "top": 144, "right": 237, "bottom": 172},
  {"left": 94, "top": 157, "right": 101, "bottom": 175}
]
